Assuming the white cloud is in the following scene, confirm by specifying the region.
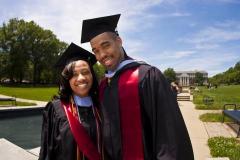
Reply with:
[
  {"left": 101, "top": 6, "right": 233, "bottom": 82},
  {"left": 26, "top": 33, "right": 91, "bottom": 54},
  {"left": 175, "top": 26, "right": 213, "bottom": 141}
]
[
  {"left": 215, "top": 20, "right": 240, "bottom": 29},
  {"left": 1, "top": 0, "right": 167, "bottom": 43},
  {"left": 179, "top": 21, "right": 240, "bottom": 51},
  {"left": 198, "top": 0, "right": 240, "bottom": 4},
  {"left": 212, "top": 0, "right": 240, "bottom": 3},
  {"left": 0, "top": 0, "right": 191, "bottom": 68},
  {"left": 166, "top": 50, "right": 195, "bottom": 58},
  {"left": 195, "top": 43, "right": 219, "bottom": 50},
  {"left": 124, "top": 40, "right": 147, "bottom": 60},
  {"left": 146, "top": 50, "right": 196, "bottom": 61},
  {"left": 160, "top": 51, "right": 238, "bottom": 76},
  {"left": 0, "top": 0, "right": 186, "bottom": 44},
  {"left": 173, "top": 20, "right": 240, "bottom": 76},
  {"left": 167, "top": 12, "right": 191, "bottom": 17},
  {"left": 185, "top": 27, "right": 240, "bottom": 44},
  {"left": 1, "top": 0, "right": 239, "bottom": 77},
  {"left": 141, "top": 11, "right": 191, "bottom": 21},
  {"left": 139, "top": 47, "right": 239, "bottom": 76}
]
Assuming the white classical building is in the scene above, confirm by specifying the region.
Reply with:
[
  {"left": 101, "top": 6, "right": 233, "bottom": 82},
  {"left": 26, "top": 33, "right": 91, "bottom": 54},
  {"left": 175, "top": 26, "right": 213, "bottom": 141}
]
[{"left": 176, "top": 70, "right": 208, "bottom": 86}]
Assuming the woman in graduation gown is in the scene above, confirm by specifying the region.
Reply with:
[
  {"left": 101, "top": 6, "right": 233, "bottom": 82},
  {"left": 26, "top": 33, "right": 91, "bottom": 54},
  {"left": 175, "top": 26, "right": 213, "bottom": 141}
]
[{"left": 38, "top": 43, "right": 102, "bottom": 160}]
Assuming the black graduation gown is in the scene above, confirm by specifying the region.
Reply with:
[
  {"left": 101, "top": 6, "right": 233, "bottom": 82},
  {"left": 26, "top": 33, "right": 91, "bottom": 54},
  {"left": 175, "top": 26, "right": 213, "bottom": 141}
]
[
  {"left": 38, "top": 99, "right": 97, "bottom": 160},
  {"left": 100, "top": 62, "right": 194, "bottom": 160}
]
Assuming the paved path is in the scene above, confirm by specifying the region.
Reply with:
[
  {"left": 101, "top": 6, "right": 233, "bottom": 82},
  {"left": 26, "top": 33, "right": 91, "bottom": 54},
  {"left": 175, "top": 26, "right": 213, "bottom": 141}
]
[
  {"left": 179, "top": 100, "right": 212, "bottom": 160},
  {"left": 178, "top": 94, "right": 235, "bottom": 160},
  {"left": 0, "top": 138, "right": 38, "bottom": 160}
]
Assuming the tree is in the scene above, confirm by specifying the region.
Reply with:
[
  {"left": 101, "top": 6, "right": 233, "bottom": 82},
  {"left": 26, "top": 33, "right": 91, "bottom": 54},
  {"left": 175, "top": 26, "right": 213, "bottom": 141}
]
[
  {"left": 25, "top": 23, "right": 67, "bottom": 84},
  {"left": 93, "top": 63, "right": 105, "bottom": 81},
  {"left": 0, "top": 18, "right": 29, "bottom": 82},
  {"left": 163, "top": 68, "right": 176, "bottom": 83},
  {"left": 209, "top": 61, "right": 240, "bottom": 85},
  {"left": 0, "top": 52, "right": 8, "bottom": 81},
  {"left": 195, "top": 72, "right": 204, "bottom": 86},
  {"left": 0, "top": 18, "right": 67, "bottom": 84}
]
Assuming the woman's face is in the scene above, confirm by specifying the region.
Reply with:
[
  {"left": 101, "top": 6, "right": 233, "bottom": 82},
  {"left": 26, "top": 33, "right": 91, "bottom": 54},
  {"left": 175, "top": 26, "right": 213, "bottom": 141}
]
[{"left": 69, "top": 60, "right": 93, "bottom": 97}]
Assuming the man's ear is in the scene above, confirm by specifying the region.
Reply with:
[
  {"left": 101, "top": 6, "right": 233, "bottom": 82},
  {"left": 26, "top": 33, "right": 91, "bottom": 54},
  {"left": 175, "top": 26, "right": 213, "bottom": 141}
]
[{"left": 116, "top": 36, "right": 122, "bottom": 46}]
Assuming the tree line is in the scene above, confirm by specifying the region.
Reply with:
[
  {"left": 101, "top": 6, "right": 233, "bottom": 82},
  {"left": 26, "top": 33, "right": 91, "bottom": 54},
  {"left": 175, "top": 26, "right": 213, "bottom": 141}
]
[
  {"left": 0, "top": 18, "right": 105, "bottom": 84},
  {"left": 209, "top": 61, "right": 240, "bottom": 85}
]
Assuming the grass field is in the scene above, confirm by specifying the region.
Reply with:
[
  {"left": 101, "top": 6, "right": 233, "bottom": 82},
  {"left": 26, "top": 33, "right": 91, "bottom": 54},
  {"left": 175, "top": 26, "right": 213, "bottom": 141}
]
[
  {"left": 199, "top": 113, "right": 232, "bottom": 122},
  {"left": 193, "top": 85, "right": 240, "bottom": 110},
  {"left": 0, "top": 101, "right": 36, "bottom": 106},
  {"left": 0, "top": 85, "right": 58, "bottom": 101},
  {"left": 208, "top": 136, "right": 240, "bottom": 160}
]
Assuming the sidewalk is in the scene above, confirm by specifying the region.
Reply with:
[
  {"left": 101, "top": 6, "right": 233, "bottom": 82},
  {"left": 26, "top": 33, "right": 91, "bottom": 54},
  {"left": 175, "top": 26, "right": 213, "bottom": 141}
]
[
  {"left": 0, "top": 94, "right": 47, "bottom": 109},
  {"left": 178, "top": 93, "right": 235, "bottom": 160},
  {"left": 0, "top": 139, "right": 38, "bottom": 160},
  {"left": 179, "top": 100, "right": 211, "bottom": 160}
]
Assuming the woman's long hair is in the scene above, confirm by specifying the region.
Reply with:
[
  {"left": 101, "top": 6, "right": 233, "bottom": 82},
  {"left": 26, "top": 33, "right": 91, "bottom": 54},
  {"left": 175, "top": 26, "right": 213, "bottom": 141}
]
[{"left": 58, "top": 59, "right": 99, "bottom": 107}]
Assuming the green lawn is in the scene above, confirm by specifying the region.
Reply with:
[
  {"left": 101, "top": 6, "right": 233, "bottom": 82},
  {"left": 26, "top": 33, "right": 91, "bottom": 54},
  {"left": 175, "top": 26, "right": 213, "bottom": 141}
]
[
  {"left": 0, "top": 101, "right": 36, "bottom": 106},
  {"left": 193, "top": 85, "right": 240, "bottom": 110},
  {"left": 208, "top": 136, "right": 240, "bottom": 160},
  {"left": 0, "top": 85, "right": 58, "bottom": 101},
  {"left": 199, "top": 113, "right": 232, "bottom": 122}
]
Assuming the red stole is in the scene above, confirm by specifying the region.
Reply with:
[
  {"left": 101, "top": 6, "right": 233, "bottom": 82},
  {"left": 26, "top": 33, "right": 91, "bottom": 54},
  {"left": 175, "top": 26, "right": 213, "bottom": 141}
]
[
  {"left": 99, "top": 67, "right": 144, "bottom": 159},
  {"left": 118, "top": 67, "right": 144, "bottom": 160},
  {"left": 61, "top": 101, "right": 101, "bottom": 160}
]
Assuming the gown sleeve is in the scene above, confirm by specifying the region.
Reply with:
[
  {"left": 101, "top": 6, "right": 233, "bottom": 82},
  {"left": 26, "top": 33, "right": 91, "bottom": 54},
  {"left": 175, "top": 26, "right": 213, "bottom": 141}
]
[
  {"left": 38, "top": 100, "right": 80, "bottom": 160},
  {"left": 139, "top": 66, "right": 194, "bottom": 160},
  {"left": 38, "top": 101, "right": 55, "bottom": 160}
]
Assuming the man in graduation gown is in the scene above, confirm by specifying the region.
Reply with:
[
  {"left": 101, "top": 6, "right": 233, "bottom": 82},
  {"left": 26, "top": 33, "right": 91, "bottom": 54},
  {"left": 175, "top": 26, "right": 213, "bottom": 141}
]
[{"left": 81, "top": 14, "right": 194, "bottom": 160}]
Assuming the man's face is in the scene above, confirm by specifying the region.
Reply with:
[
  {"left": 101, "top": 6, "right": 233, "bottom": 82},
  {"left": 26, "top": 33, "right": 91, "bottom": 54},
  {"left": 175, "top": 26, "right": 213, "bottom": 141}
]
[{"left": 90, "top": 32, "right": 123, "bottom": 71}]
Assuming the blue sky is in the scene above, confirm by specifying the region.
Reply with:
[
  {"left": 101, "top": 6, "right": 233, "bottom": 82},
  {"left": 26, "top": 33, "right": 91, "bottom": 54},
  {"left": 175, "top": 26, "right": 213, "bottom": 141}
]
[{"left": 0, "top": 0, "right": 240, "bottom": 76}]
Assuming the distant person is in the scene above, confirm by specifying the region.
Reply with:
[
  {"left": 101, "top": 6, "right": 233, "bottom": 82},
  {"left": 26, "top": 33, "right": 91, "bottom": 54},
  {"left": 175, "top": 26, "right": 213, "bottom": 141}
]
[
  {"left": 39, "top": 43, "right": 101, "bottom": 160},
  {"left": 207, "top": 83, "right": 212, "bottom": 89},
  {"left": 194, "top": 87, "right": 200, "bottom": 92},
  {"left": 81, "top": 14, "right": 194, "bottom": 160},
  {"left": 171, "top": 81, "right": 179, "bottom": 99}
]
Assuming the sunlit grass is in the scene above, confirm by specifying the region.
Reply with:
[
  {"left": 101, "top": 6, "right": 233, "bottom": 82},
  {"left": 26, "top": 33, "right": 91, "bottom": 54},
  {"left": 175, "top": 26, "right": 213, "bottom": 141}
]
[
  {"left": 199, "top": 113, "right": 232, "bottom": 122},
  {"left": 0, "top": 101, "right": 36, "bottom": 106},
  {"left": 208, "top": 136, "right": 240, "bottom": 160},
  {"left": 0, "top": 85, "right": 58, "bottom": 101},
  {"left": 193, "top": 85, "right": 240, "bottom": 110}
]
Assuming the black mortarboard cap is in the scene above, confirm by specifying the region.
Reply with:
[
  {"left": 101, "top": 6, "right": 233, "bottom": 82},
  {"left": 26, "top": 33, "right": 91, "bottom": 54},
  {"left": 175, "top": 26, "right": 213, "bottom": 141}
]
[
  {"left": 55, "top": 43, "right": 97, "bottom": 69},
  {"left": 81, "top": 14, "right": 121, "bottom": 43}
]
